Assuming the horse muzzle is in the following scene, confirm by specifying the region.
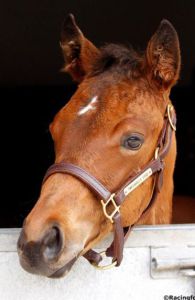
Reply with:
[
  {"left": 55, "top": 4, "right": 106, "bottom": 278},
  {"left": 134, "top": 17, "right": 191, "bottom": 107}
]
[{"left": 17, "top": 225, "right": 76, "bottom": 278}]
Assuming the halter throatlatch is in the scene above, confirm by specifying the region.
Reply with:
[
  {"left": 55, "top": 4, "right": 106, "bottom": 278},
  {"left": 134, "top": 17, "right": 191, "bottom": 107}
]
[{"left": 43, "top": 104, "right": 176, "bottom": 270}]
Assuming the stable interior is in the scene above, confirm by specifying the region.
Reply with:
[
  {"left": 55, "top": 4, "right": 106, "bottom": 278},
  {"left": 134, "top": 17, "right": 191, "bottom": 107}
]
[{"left": 173, "top": 195, "right": 195, "bottom": 224}]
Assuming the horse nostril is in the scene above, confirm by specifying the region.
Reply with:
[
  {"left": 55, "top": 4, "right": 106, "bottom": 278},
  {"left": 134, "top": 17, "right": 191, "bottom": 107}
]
[{"left": 43, "top": 226, "right": 63, "bottom": 261}]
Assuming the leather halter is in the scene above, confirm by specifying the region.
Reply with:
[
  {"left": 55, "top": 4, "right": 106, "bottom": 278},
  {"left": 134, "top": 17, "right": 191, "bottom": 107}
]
[{"left": 43, "top": 103, "right": 176, "bottom": 269}]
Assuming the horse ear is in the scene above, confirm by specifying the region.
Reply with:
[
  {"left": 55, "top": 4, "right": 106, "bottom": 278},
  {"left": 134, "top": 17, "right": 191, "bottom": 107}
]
[
  {"left": 146, "top": 19, "right": 181, "bottom": 89},
  {"left": 60, "top": 14, "right": 99, "bottom": 82}
]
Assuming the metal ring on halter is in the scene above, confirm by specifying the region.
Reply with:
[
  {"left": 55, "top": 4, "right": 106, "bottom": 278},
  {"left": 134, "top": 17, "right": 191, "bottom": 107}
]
[
  {"left": 154, "top": 147, "right": 160, "bottom": 160},
  {"left": 167, "top": 104, "right": 176, "bottom": 131},
  {"left": 91, "top": 251, "right": 117, "bottom": 270}
]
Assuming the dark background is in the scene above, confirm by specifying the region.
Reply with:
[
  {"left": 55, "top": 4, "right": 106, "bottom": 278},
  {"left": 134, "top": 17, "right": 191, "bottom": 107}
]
[{"left": 0, "top": 1, "right": 194, "bottom": 227}]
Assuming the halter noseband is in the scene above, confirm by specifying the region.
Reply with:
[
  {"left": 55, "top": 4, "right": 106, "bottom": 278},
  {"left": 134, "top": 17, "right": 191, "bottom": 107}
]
[{"left": 43, "top": 104, "right": 176, "bottom": 270}]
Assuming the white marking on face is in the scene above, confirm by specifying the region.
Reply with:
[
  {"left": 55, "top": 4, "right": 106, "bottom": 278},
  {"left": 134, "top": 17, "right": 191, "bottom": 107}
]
[{"left": 78, "top": 96, "right": 98, "bottom": 116}]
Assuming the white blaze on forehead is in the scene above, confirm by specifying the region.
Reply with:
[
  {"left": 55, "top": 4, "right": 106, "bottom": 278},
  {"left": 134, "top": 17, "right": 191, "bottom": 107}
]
[{"left": 78, "top": 96, "right": 98, "bottom": 116}]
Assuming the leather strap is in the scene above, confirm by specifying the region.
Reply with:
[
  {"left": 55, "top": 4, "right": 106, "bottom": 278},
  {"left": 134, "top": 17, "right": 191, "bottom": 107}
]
[
  {"left": 43, "top": 104, "right": 176, "bottom": 268},
  {"left": 114, "top": 158, "right": 164, "bottom": 205},
  {"left": 43, "top": 163, "right": 112, "bottom": 201}
]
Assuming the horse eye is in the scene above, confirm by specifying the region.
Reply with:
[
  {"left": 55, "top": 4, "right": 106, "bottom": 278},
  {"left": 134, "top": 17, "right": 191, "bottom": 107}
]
[{"left": 122, "top": 134, "right": 144, "bottom": 150}]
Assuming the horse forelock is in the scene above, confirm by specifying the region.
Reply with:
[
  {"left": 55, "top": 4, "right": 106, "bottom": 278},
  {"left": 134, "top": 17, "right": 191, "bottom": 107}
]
[{"left": 89, "top": 43, "right": 144, "bottom": 79}]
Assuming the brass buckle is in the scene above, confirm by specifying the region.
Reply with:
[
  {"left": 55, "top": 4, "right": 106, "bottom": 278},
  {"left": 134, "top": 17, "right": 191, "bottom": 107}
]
[
  {"left": 167, "top": 104, "right": 176, "bottom": 131},
  {"left": 91, "top": 251, "right": 117, "bottom": 270},
  {"left": 101, "top": 193, "right": 120, "bottom": 223}
]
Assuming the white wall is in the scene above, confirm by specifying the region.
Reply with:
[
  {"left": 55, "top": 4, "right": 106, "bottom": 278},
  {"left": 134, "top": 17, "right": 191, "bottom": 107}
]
[{"left": 0, "top": 225, "right": 195, "bottom": 300}]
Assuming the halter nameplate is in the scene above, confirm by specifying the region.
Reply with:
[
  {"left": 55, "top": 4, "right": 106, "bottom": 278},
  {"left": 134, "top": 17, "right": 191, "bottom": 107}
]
[{"left": 124, "top": 168, "right": 152, "bottom": 196}]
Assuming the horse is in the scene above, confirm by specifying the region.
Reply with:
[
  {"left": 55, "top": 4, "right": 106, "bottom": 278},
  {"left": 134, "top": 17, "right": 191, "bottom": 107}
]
[{"left": 17, "top": 14, "right": 181, "bottom": 278}]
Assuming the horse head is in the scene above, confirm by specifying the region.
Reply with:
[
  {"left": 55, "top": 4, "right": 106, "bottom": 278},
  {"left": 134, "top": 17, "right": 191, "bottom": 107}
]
[{"left": 17, "top": 15, "right": 180, "bottom": 277}]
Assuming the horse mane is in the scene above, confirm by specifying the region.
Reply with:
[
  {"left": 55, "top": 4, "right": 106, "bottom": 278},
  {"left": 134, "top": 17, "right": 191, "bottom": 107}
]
[{"left": 89, "top": 44, "right": 144, "bottom": 79}]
